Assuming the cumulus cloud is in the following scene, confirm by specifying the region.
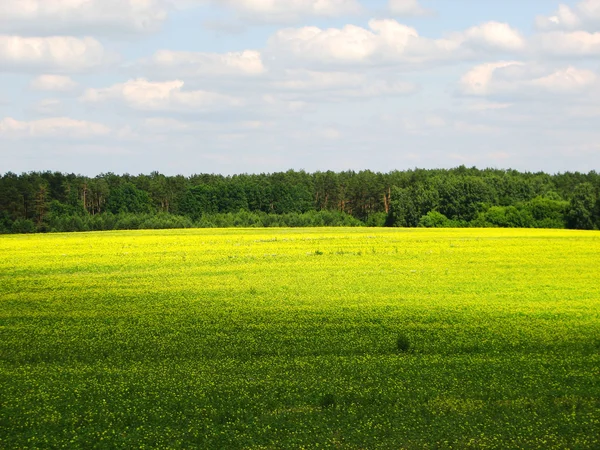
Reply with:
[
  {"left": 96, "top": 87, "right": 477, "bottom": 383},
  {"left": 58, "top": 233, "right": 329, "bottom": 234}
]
[
  {"left": 389, "top": 0, "right": 431, "bottom": 17},
  {"left": 531, "top": 67, "right": 598, "bottom": 92},
  {"left": 0, "top": 0, "right": 364, "bottom": 33},
  {"left": 266, "top": 20, "right": 459, "bottom": 66},
  {"left": 133, "top": 50, "right": 265, "bottom": 79},
  {"left": 81, "top": 78, "right": 244, "bottom": 112},
  {"left": 30, "top": 74, "right": 78, "bottom": 91},
  {"left": 532, "top": 30, "right": 600, "bottom": 57},
  {"left": 536, "top": 0, "right": 600, "bottom": 32},
  {"left": 0, "top": 116, "right": 110, "bottom": 138},
  {"left": 217, "top": 0, "right": 361, "bottom": 23},
  {"left": 0, "top": 36, "right": 112, "bottom": 73},
  {"left": 459, "top": 61, "right": 524, "bottom": 96},
  {"left": 454, "top": 22, "right": 526, "bottom": 52},
  {"left": 266, "top": 19, "right": 526, "bottom": 67},
  {"left": 0, "top": 0, "right": 170, "bottom": 35},
  {"left": 459, "top": 61, "right": 598, "bottom": 97}
]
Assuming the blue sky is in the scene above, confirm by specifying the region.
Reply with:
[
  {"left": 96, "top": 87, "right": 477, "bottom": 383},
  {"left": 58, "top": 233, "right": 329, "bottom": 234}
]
[{"left": 1, "top": 0, "right": 600, "bottom": 176}]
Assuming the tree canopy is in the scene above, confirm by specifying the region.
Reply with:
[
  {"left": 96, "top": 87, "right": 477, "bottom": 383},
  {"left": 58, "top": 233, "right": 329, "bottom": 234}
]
[{"left": 1, "top": 167, "right": 599, "bottom": 233}]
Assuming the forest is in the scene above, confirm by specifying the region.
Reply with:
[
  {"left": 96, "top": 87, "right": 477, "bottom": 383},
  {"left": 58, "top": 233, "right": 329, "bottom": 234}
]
[{"left": 1, "top": 166, "right": 599, "bottom": 234}]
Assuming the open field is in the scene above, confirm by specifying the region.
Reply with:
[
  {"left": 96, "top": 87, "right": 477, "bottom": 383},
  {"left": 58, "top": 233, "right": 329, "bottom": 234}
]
[{"left": 1, "top": 228, "right": 599, "bottom": 448}]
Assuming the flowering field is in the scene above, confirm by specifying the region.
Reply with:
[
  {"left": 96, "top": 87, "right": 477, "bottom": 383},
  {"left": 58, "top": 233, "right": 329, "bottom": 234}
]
[{"left": 1, "top": 228, "right": 599, "bottom": 448}]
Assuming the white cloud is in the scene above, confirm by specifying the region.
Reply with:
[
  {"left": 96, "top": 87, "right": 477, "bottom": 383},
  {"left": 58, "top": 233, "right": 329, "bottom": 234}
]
[
  {"left": 0, "top": 117, "right": 110, "bottom": 138},
  {"left": 530, "top": 66, "right": 597, "bottom": 93},
  {"left": 536, "top": 0, "right": 600, "bottom": 32},
  {"left": 459, "top": 61, "right": 524, "bottom": 96},
  {"left": 266, "top": 20, "right": 526, "bottom": 67},
  {"left": 459, "top": 62, "right": 598, "bottom": 97},
  {"left": 266, "top": 19, "right": 460, "bottom": 66},
  {"left": 0, "top": 0, "right": 170, "bottom": 35},
  {"left": 32, "top": 98, "right": 64, "bottom": 116},
  {"left": 218, "top": 0, "right": 361, "bottom": 23},
  {"left": 30, "top": 74, "right": 78, "bottom": 91},
  {"left": 379, "top": 111, "right": 501, "bottom": 136},
  {"left": 455, "top": 22, "right": 526, "bottom": 52},
  {"left": 0, "top": 36, "right": 112, "bottom": 73},
  {"left": 533, "top": 31, "right": 600, "bottom": 57},
  {"left": 133, "top": 49, "right": 265, "bottom": 78},
  {"left": 389, "top": 0, "right": 431, "bottom": 16},
  {"left": 81, "top": 78, "right": 244, "bottom": 112}
]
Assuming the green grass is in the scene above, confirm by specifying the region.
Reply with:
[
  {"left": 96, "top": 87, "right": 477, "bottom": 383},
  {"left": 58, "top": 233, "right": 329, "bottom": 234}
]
[{"left": 1, "top": 228, "right": 599, "bottom": 448}]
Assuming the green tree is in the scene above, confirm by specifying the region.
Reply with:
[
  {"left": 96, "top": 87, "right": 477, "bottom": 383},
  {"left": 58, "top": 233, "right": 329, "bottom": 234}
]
[
  {"left": 34, "top": 182, "right": 50, "bottom": 231},
  {"left": 521, "top": 196, "right": 567, "bottom": 229},
  {"left": 567, "top": 183, "right": 597, "bottom": 230},
  {"left": 179, "top": 185, "right": 218, "bottom": 220},
  {"left": 418, "top": 211, "right": 451, "bottom": 228},
  {"left": 387, "top": 187, "right": 419, "bottom": 227},
  {"left": 106, "top": 183, "right": 153, "bottom": 215}
]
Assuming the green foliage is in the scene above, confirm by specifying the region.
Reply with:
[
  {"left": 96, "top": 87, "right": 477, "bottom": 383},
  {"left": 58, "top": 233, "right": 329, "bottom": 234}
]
[
  {"left": 106, "top": 182, "right": 153, "bottom": 214},
  {"left": 364, "top": 212, "right": 388, "bottom": 227},
  {"left": 524, "top": 196, "right": 568, "bottom": 229},
  {"left": 388, "top": 187, "right": 420, "bottom": 227},
  {"left": 472, "top": 206, "right": 533, "bottom": 228},
  {"left": 434, "top": 175, "right": 495, "bottom": 222},
  {"left": 418, "top": 211, "right": 452, "bottom": 228},
  {"left": 0, "top": 211, "right": 12, "bottom": 234},
  {"left": 48, "top": 199, "right": 85, "bottom": 217},
  {"left": 10, "top": 218, "right": 35, "bottom": 234},
  {"left": 396, "top": 334, "right": 411, "bottom": 352},
  {"left": 472, "top": 196, "right": 568, "bottom": 229},
  {"left": 567, "top": 182, "right": 597, "bottom": 230},
  {"left": 594, "top": 197, "right": 600, "bottom": 230},
  {"left": 319, "top": 394, "right": 336, "bottom": 409},
  {"left": 195, "top": 210, "right": 363, "bottom": 229},
  {"left": 2, "top": 168, "right": 600, "bottom": 233},
  {"left": 179, "top": 185, "right": 218, "bottom": 220}
]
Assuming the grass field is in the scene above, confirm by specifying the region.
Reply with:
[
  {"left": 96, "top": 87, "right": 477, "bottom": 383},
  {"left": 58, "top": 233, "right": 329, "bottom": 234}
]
[{"left": 1, "top": 228, "right": 599, "bottom": 449}]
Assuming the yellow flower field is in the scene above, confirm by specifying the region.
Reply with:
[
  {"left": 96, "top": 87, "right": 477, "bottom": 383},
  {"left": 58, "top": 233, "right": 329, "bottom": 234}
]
[{"left": 1, "top": 228, "right": 599, "bottom": 448}]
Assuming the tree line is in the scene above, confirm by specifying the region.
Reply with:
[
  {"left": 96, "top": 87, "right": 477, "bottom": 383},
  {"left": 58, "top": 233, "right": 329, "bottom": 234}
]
[{"left": 1, "top": 167, "right": 599, "bottom": 234}]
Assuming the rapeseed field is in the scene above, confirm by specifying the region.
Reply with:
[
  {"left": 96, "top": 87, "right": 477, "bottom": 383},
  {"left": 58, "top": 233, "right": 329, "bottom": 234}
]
[{"left": 1, "top": 228, "right": 599, "bottom": 448}]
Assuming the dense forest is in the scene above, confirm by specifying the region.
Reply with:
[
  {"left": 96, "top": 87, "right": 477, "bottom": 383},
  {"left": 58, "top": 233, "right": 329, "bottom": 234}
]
[{"left": 1, "top": 167, "right": 599, "bottom": 234}]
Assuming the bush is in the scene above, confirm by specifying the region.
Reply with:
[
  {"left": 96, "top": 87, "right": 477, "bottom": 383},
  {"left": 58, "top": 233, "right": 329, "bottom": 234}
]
[
  {"left": 472, "top": 206, "right": 534, "bottom": 228},
  {"left": 418, "top": 211, "right": 451, "bottom": 228},
  {"left": 11, "top": 219, "right": 36, "bottom": 234},
  {"left": 365, "top": 212, "right": 388, "bottom": 227},
  {"left": 396, "top": 334, "right": 411, "bottom": 353},
  {"left": 319, "top": 393, "right": 336, "bottom": 409},
  {"left": 0, "top": 212, "right": 13, "bottom": 234}
]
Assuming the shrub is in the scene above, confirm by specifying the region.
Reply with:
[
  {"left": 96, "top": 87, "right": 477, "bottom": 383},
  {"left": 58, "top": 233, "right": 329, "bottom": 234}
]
[
  {"left": 418, "top": 211, "right": 451, "bottom": 228},
  {"left": 11, "top": 219, "right": 36, "bottom": 234},
  {"left": 365, "top": 212, "right": 388, "bottom": 227},
  {"left": 396, "top": 334, "right": 411, "bottom": 353},
  {"left": 319, "top": 393, "right": 336, "bottom": 409}
]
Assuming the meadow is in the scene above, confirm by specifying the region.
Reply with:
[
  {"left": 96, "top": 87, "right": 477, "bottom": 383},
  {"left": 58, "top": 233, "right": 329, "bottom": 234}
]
[{"left": 1, "top": 228, "right": 599, "bottom": 449}]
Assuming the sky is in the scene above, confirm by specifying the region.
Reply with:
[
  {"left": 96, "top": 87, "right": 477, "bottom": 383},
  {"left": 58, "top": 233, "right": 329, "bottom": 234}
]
[{"left": 1, "top": 0, "right": 600, "bottom": 176}]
